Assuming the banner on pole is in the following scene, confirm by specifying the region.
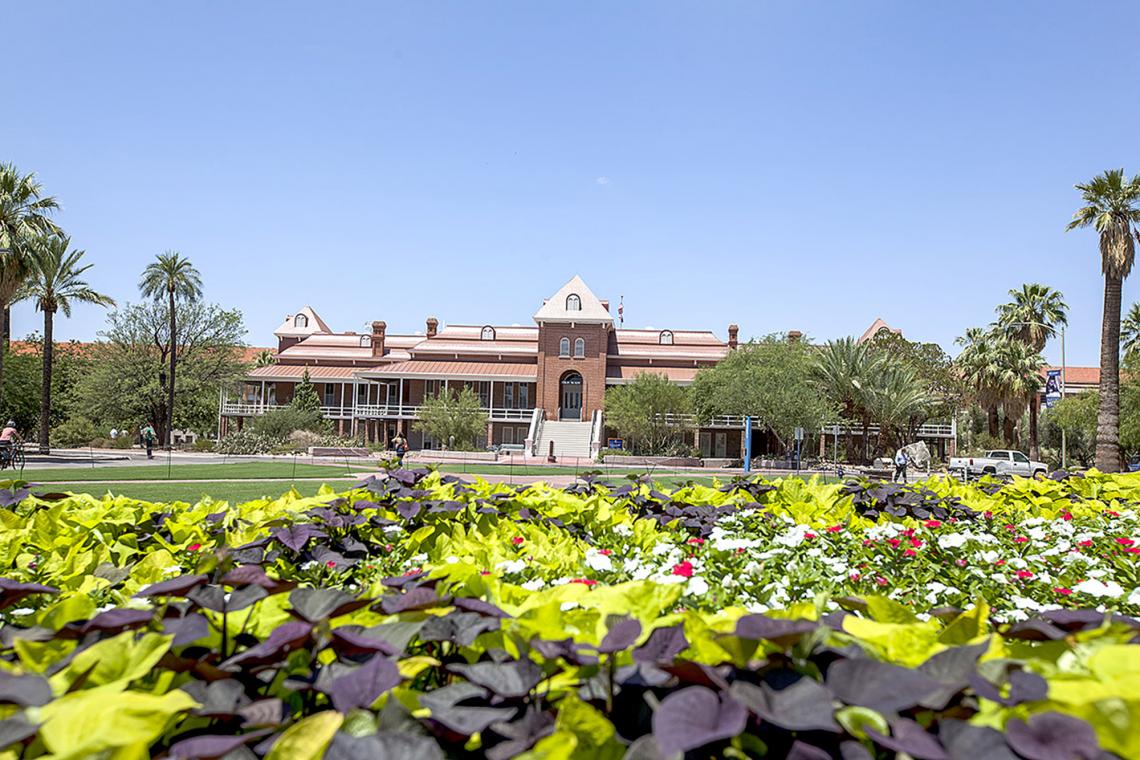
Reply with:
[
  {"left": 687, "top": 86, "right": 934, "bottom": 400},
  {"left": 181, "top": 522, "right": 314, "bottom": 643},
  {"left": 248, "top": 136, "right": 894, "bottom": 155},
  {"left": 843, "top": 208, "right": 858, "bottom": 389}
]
[{"left": 1044, "top": 369, "right": 1062, "bottom": 408}]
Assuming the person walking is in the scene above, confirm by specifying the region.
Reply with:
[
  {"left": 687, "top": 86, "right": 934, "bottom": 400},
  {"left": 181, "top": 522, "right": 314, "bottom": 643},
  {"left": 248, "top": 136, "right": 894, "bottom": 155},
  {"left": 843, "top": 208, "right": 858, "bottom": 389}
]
[
  {"left": 894, "top": 448, "right": 909, "bottom": 483},
  {"left": 391, "top": 432, "right": 408, "bottom": 466},
  {"left": 141, "top": 422, "right": 157, "bottom": 460}
]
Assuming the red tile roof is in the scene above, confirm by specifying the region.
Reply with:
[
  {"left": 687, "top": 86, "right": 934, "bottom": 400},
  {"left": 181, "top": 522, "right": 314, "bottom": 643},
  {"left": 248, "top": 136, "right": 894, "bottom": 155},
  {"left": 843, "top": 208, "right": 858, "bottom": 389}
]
[
  {"left": 606, "top": 365, "right": 701, "bottom": 384},
  {"left": 359, "top": 360, "right": 538, "bottom": 380},
  {"left": 1042, "top": 366, "right": 1099, "bottom": 386},
  {"left": 246, "top": 364, "right": 358, "bottom": 381}
]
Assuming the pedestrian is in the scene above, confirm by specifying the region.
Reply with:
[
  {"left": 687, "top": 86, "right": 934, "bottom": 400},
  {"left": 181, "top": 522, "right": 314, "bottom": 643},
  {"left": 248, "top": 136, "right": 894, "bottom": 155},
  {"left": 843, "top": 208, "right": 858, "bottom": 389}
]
[
  {"left": 391, "top": 432, "right": 408, "bottom": 466},
  {"left": 894, "top": 448, "right": 909, "bottom": 483},
  {"left": 110, "top": 427, "right": 118, "bottom": 441},
  {"left": 141, "top": 423, "right": 157, "bottom": 460}
]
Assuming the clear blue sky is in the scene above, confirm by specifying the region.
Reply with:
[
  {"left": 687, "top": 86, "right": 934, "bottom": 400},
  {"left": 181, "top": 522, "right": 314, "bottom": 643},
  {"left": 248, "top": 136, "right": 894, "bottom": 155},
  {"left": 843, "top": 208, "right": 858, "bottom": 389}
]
[{"left": 4, "top": 1, "right": 1138, "bottom": 366}]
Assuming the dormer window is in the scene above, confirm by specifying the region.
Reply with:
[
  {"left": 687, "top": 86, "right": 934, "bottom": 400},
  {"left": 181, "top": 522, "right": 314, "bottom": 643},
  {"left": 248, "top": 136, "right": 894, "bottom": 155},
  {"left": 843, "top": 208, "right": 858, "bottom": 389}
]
[
  {"left": 566, "top": 294, "right": 581, "bottom": 311},
  {"left": 559, "top": 337, "right": 570, "bottom": 357},
  {"left": 359, "top": 335, "right": 372, "bottom": 348},
  {"left": 574, "top": 337, "right": 585, "bottom": 357},
  {"left": 294, "top": 314, "right": 309, "bottom": 328},
  {"left": 659, "top": 330, "right": 674, "bottom": 345},
  {"left": 481, "top": 326, "right": 496, "bottom": 340}
]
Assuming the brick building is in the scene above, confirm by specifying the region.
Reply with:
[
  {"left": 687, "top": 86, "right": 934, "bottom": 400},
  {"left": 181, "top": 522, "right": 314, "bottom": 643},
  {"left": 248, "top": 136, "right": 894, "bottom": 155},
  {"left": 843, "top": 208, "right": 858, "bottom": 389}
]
[{"left": 219, "top": 276, "right": 742, "bottom": 458}]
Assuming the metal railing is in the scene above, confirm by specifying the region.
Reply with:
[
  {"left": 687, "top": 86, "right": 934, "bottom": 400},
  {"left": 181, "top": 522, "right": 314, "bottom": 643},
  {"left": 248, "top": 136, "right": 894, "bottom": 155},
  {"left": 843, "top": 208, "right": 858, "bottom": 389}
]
[
  {"left": 223, "top": 398, "right": 536, "bottom": 423},
  {"left": 652, "top": 412, "right": 955, "bottom": 438},
  {"left": 821, "top": 422, "right": 954, "bottom": 438}
]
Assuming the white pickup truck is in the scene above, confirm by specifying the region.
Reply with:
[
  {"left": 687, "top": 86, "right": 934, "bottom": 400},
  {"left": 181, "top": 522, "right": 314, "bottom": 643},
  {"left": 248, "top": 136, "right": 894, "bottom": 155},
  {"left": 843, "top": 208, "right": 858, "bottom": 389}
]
[{"left": 949, "top": 450, "right": 1049, "bottom": 479}]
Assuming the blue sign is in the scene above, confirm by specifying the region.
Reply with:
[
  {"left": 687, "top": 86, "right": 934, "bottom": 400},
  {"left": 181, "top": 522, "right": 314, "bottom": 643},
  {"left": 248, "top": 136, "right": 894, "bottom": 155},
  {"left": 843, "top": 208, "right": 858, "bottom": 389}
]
[
  {"left": 1044, "top": 369, "right": 1062, "bottom": 408},
  {"left": 607, "top": 438, "right": 624, "bottom": 450}
]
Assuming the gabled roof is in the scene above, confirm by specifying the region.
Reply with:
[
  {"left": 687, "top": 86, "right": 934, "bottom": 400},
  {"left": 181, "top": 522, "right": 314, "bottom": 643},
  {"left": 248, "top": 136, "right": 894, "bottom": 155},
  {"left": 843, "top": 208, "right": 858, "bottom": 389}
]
[
  {"left": 857, "top": 318, "right": 902, "bottom": 344},
  {"left": 274, "top": 306, "right": 332, "bottom": 338},
  {"left": 533, "top": 275, "right": 613, "bottom": 324}
]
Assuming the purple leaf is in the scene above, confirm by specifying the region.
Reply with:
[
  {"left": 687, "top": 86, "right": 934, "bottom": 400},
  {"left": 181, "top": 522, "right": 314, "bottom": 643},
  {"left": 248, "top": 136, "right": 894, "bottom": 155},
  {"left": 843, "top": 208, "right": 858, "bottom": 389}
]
[
  {"left": 77, "top": 608, "right": 153, "bottom": 636},
  {"left": 419, "top": 682, "right": 517, "bottom": 736},
  {"left": 453, "top": 597, "right": 511, "bottom": 618},
  {"left": 826, "top": 658, "right": 943, "bottom": 713},
  {"left": 866, "top": 718, "right": 949, "bottom": 760},
  {"left": 238, "top": 698, "right": 285, "bottom": 727},
  {"left": 221, "top": 566, "right": 295, "bottom": 594},
  {"left": 938, "top": 720, "right": 1018, "bottom": 760},
  {"left": 135, "top": 574, "right": 209, "bottom": 598},
  {"left": 652, "top": 686, "right": 747, "bottom": 756},
  {"left": 633, "top": 624, "right": 689, "bottom": 664},
  {"left": 0, "top": 672, "right": 52, "bottom": 707},
  {"left": 0, "top": 715, "right": 38, "bottom": 749},
  {"left": 734, "top": 614, "right": 818, "bottom": 648},
  {"left": 222, "top": 622, "right": 312, "bottom": 671},
  {"left": 729, "top": 678, "right": 841, "bottom": 733},
  {"left": 289, "top": 588, "right": 371, "bottom": 623},
  {"left": 326, "top": 654, "right": 402, "bottom": 712},
  {"left": 448, "top": 659, "right": 543, "bottom": 698},
  {"left": 330, "top": 626, "right": 404, "bottom": 658},
  {"left": 378, "top": 587, "right": 446, "bottom": 614},
  {"left": 1005, "top": 712, "right": 1101, "bottom": 760},
  {"left": 168, "top": 730, "right": 271, "bottom": 759},
  {"left": 270, "top": 524, "right": 326, "bottom": 553},
  {"left": 0, "top": 578, "right": 58, "bottom": 611},
  {"left": 598, "top": 618, "right": 642, "bottom": 654}
]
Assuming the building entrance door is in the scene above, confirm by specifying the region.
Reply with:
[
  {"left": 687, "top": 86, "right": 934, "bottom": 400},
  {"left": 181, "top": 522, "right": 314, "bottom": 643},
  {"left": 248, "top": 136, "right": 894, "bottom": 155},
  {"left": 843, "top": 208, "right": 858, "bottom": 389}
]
[
  {"left": 560, "top": 372, "right": 583, "bottom": 420},
  {"left": 714, "top": 432, "right": 727, "bottom": 458}
]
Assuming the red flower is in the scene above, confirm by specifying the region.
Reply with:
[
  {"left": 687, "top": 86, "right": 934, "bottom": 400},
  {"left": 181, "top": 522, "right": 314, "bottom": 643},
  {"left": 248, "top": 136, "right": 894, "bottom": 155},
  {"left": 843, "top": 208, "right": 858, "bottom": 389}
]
[
  {"left": 902, "top": 528, "right": 916, "bottom": 538},
  {"left": 909, "top": 538, "right": 923, "bottom": 548},
  {"left": 512, "top": 536, "right": 524, "bottom": 546},
  {"left": 850, "top": 572, "right": 861, "bottom": 582},
  {"left": 903, "top": 549, "right": 917, "bottom": 557},
  {"left": 1115, "top": 537, "right": 1135, "bottom": 547},
  {"left": 570, "top": 578, "right": 598, "bottom": 586},
  {"left": 1015, "top": 570, "right": 1034, "bottom": 580},
  {"left": 1078, "top": 540, "right": 1094, "bottom": 548},
  {"left": 672, "top": 561, "right": 694, "bottom": 578},
  {"left": 875, "top": 576, "right": 889, "bottom": 587},
  {"left": 687, "top": 537, "right": 705, "bottom": 546},
  {"left": 735, "top": 547, "right": 746, "bottom": 555},
  {"left": 995, "top": 559, "right": 1007, "bottom": 567},
  {"left": 1060, "top": 512, "right": 1073, "bottom": 522},
  {"left": 1054, "top": 587, "right": 1073, "bottom": 596},
  {"left": 863, "top": 539, "right": 875, "bottom": 546},
  {"left": 1126, "top": 547, "right": 1140, "bottom": 555},
  {"left": 826, "top": 524, "right": 843, "bottom": 533},
  {"left": 804, "top": 532, "right": 817, "bottom": 540},
  {"left": 924, "top": 520, "right": 942, "bottom": 529},
  {"left": 887, "top": 538, "right": 902, "bottom": 549},
  {"left": 1004, "top": 524, "right": 1016, "bottom": 532},
  {"left": 480, "top": 571, "right": 490, "bottom": 576},
  {"left": 598, "top": 548, "right": 613, "bottom": 556},
  {"left": 984, "top": 511, "right": 994, "bottom": 519},
  {"left": 955, "top": 558, "right": 968, "bottom": 567},
  {"left": 1107, "top": 510, "right": 1121, "bottom": 517},
  {"left": 1013, "top": 536, "right": 1029, "bottom": 544},
  {"left": 187, "top": 543, "right": 202, "bottom": 552},
  {"left": 326, "top": 561, "right": 337, "bottom": 568}
]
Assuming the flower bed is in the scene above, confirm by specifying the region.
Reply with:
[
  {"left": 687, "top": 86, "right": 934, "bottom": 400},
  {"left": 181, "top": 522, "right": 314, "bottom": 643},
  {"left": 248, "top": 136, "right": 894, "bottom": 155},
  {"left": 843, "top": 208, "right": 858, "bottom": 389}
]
[{"left": 0, "top": 470, "right": 1138, "bottom": 757}]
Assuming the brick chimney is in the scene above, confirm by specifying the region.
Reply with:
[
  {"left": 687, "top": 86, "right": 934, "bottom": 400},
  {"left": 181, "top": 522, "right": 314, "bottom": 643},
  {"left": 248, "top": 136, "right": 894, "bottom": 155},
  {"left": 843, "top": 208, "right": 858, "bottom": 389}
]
[
  {"left": 788, "top": 330, "right": 803, "bottom": 343},
  {"left": 728, "top": 324, "right": 739, "bottom": 350},
  {"left": 426, "top": 317, "right": 438, "bottom": 338},
  {"left": 371, "top": 321, "right": 386, "bottom": 357}
]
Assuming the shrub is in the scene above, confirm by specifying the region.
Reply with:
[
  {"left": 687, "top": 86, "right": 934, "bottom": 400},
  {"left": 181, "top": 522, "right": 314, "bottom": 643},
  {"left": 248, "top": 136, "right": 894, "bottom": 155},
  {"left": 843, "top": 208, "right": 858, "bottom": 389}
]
[
  {"left": 50, "top": 417, "right": 98, "bottom": 448},
  {"left": 247, "top": 405, "right": 327, "bottom": 439},
  {"left": 215, "top": 429, "right": 280, "bottom": 455},
  {"left": 191, "top": 438, "right": 215, "bottom": 453}
]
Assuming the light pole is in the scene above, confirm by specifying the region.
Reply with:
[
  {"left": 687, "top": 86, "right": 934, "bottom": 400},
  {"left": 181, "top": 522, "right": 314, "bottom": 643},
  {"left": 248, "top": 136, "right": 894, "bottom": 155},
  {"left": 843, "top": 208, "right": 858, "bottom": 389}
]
[{"left": 1006, "top": 321, "right": 1067, "bottom": 469}]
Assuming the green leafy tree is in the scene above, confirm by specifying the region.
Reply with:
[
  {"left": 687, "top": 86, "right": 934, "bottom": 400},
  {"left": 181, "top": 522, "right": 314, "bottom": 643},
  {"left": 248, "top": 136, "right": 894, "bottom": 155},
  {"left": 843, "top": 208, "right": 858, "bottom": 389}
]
[
  {"left": 19, "top": 236, "right": 114, "bottom": 452},
  {"left": 139, "top": 252, "right": 203, "bottom": 448},
  {"left": 2, "top": 336, "right": 92, "bottom": 439},
  {"left": 0, "top": 163, "right": 60, "bottom": 407},
  {"left": 1042, "top": 391, "right": 1097, "bottom": 467},
  {"left": 254, "top": 349, "right": 276, "bottom": 368},
  {"left": 812, "top": 337, "right": 884, "bottom": 462},
  {"left": 995, "top": 283, "right": 1068, "bottom": 458},
  {"left": 693, "top": 335, "right": 835, "bottom": 455},
  {"left": 1067, "top": 169, "right": 1140, "bottom": 471},
  {"left": 603, "top": 372, "right": 692, "bottom": 455},
  {"left": 78, "top": 300, "right": 246, "bottom": 439},
  {"left": 291, "top": 369, "right": 322, "bottom": 414},
  {"left": 858, "top": 365, "right": 936, "bottom": 455},
  {"left": 955, "top": 328, "right": 1044, "bottom": 449},
  {"left": 1122, "top": 302, "right": 1140, "bottom": 358},
  {"left": 414, "top": 386, "right": 487, "bottom": 450}
]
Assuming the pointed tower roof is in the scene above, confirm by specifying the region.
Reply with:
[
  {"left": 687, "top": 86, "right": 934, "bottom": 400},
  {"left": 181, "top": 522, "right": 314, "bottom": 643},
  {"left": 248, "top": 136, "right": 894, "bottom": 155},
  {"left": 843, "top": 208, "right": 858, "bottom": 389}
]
[
  {"left": 857, "top": 317, "right": 902, "bottom": 344},
  {"left": 533, "top": 275, "right": 613, "bottom": 324},
  {"left": 274, "top": 306, "right": 332, "bottom": 338}
]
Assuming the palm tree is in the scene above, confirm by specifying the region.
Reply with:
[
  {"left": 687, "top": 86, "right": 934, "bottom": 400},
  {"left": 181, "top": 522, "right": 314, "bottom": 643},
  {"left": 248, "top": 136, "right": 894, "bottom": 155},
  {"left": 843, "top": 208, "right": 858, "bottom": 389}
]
[
  {"left": 139, "top": 252, "right": 202, "bottom": 449},
  {"left": 956, "top": 329, "right": 1045, "bottom": 450},
  {"left": 1067, "top": 169, "right": 1140, "bottom": 471},
  {"left": 992, "top": 338, "right": 1045, "bottom": 448},
  {"left": 254, "top": 349, "right": 276, "bottom": 368},
  {"left": 20, "top": 236, "right": 114, "bottom": 452},
  {"left": 0, "top": 164, "right": 60, "bottom": 407},
  {"left": 1122, "top": 303, "right": 1140, "bottom": 357},
  {"left": 813, "top": 337, "right": 884, "bottom": 462},
  {"left": 995, "top": 283, "right": 1068, "bottom": 457},
  {"left": 859, "top": 365, "right": 935, "bottom": 453}
]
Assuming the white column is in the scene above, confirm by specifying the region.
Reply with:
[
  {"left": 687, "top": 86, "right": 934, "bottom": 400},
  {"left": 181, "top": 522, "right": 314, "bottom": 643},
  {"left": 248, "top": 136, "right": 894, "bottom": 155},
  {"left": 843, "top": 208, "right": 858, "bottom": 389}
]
[{"left": 260, "top": 380, "right": 267, "bottom": 412}]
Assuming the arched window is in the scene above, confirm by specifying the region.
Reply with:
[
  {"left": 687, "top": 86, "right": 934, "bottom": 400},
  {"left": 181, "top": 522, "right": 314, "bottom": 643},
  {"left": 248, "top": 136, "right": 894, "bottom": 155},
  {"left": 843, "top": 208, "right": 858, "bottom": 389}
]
[
  {"left": 481, "top": 326, "right": 496, "bottom": 340},
  {"left": 559, "top": 337, "right": 570, "bottom": 357},
  {"left": 294, "top": 314, "right": 309, "bottom": 328},
  {"left": 659, "top": 330, "right": 674, "bottom": 345},
  {"left": 566, "top": 294, "right": 581, "bottom": 311},
  {"left": 359, "top": 335, "right": 372, "bottom": 348},
  {"left": 574, "top": 337, "right": 585, "bottom": 357}
]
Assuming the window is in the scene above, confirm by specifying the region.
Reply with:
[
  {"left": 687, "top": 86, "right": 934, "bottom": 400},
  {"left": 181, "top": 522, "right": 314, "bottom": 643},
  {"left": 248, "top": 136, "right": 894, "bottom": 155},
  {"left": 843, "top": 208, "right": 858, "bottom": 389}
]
[
  {"left": 519, "top": 384, "right": 529, "bottom": 409},
  {"left": 359, "top": 335, "right": 372, "bottom": 348},
  {"left": 659, "top": 330, "right": 674, "bottom": 345},
  {"left": 566, "top": 294, "right": 581, "bottom": 311},
  {"left": 504, "top": 383, "right": 514, "bottom": 409},
  {"left": 357, "top": 383, "right": 369, "bottom": 402},
  {"left": 322, "top": 384, "right": 335, "bottom": 406},
  {"left": 1012, "top": 452, "right": 1029, "bottom": 464},
  {"left": 293, "top": 314, "right": 309, "bottom": 328},
  {"left": 559, "top": 337, "right": 570, "bottom": 357},
  {"left": 503, "top": 427, "right": 514, "bottom": 445},
  {"left": 574, "top": 337, "right": 585, "bottom": 357},
  {"left": 478, "top": 381, "right": 491, "bottom": 408},
  {"left": 481, "top": 326, "right": 495, "bottom": 340}
]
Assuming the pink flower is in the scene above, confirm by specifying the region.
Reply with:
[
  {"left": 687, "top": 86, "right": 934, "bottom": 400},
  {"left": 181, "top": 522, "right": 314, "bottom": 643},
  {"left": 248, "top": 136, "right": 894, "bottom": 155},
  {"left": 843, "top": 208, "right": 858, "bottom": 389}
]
[
  {"left": 734, "top": 548, "right": 746, "bottom": 555},
  {"left": 1015, "top": 570, "right": 1034, "bottom": 580},
  {"left": 1013, "top": 536, "right": 1029, "bottom": 544},
  {"left": 570, "top": 578, "right": 598, "bottom": 586},
  {"left": 512, "top": 536, "right": 524, "bottom": 546},
  {"left": 1078, "top": 540, "right": 1094, "bottom": 548},
  {"left": 598, "top": 548, "right": 613, "bottom": 556},
  {"left": 902, "top": 528, "right": 916, "bottom": 538},
  {"left": 955, "top": 558, "right": 968, "bottom": 567},
  {"left": 1054, "top": 587, "right": 1073, "bottom": 596},
  {"left": 804, "top": 532, "right": 817, "bottom": 540},
  {"left": 983, "top": 511, "right": 994, "bottom": 519},
  {"left": 1107, "top": 510, "right": 1121, "bottom": 517},
  {"left": 875, "top": 576, "right": 889, "bottom": 587},
  {"left": 1060, "top": 512, "right": 1073, "bottom": 522},
  {"left": 994, "top": 559, "right": 1007, "bottom": 567},
  {"left": 850, "top": 572, "right": 861, "bottom": 581},
  {"left": 187, "top": 543, "right": 202, "bottom": 552},
  {"left": 1115, "top": 537, "right": 1135, "bottom": 547},
  {"left": 924, "top": 520, "right": 942, "bottom": 529},
  {"left": 687, "top": 537, "right": 705, "bottom": 546},
  {"left": 862, "top": 539, "right": 875, "bottom": 546},
  {"left": 1126, "top": 548, "right": 1140, "bottom": 555},
  {"left": 1004, "top": 524, "right": 1016, "bottom": 532},
  {"left": 903, "top": 549, "right": 917, "bottom": 557},
  {"left": 672, "top": 561, "right": 694, "bottom": 578},
  {"left": 887, "top": 538, "right": 902, "bottom": 549},
  {"left": 826, "top": 525, "right": 843, "bottom": 533},
  {"left": 909, "top": 538, "right": 923, "bottom": 548},
  {"left": 326, "top": 561, "right": 337, "bottom": 568}
]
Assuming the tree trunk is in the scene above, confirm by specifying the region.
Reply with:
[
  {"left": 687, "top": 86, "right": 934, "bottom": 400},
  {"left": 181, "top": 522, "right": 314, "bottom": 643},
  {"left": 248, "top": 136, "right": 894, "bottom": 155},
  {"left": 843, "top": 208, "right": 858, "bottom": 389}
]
[
  {"left": 39, "top": 309, "right": 53, "bottom": 453},
  {"left": 0, "top": 302, "right": 8, "bottom": 413},
  {"left": 1028, "top": 394, "right": 1039, "bottom": 460},
  {"left": 1003, "top": 414, "right": 1016, "bottom": 446},
  {"left": 1096, "top": 272, "right": 1123, "bottom": 471},
  {"left": 987, "top": 406, "right": 999, "bottom": 438},
  {"left": 168, "top": 290, "right": 177, "bottom": 450}
]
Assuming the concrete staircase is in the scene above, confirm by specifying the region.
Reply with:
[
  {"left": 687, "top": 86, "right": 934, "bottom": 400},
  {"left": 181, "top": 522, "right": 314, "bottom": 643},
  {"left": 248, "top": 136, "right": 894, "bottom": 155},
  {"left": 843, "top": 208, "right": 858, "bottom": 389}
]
[{"left": 535, "top": 420, "right": 593, "bottom": 460}]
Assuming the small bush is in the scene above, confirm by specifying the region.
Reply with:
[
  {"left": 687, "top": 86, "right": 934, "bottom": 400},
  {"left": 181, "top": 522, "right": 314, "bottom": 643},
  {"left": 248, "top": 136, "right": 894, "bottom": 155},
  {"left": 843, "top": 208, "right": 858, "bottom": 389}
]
[
  {"left": 51, "top": 417, "right": 98, "bottom": 449},
  {"left": 247, "top": 406, "right": 327, "bottom": 439},
  {"left": 216, "top": 430, "right": 281, "bottom": 455},
  {"left": 192, "top": 438, "right": 216, "bottom": 453}
]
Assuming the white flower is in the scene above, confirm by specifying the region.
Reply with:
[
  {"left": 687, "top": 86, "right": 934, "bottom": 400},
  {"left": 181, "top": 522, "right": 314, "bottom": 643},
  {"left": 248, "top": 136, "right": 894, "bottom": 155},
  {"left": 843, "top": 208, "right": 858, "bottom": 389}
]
[
  {"left": 496, "top": 559, "right": 526, "bottom": 574},
  {"left": 1127, "top": 587, "right": 1140, "bottom": 606},
  {"left": 7, "top": 607, "right": 33, "bottom": 616},
  {"left": 938, "top": 533, "right": 968, "bottom": 549},
  {"left": 688, "top": 577, "right": 710, "bottom": 596},
  {"left": 446, "top": 556, "right": 460, "bottom": 564},
  {"left": 162, "top": 565, "right": 183, "bottom": 576},
  {"left": 614, "top": 524, "right": 633, "bottom": 536},
  {"left": 1073, "top": 579, "right": 1124, "bottom": 598},
  {"left": 585, "top": 550, "right": 613, "bottom": 572},
  {"left": 560, "top": 601, "right": 579, "bottom": 611},
  {"left": 521, "top": 578, "right": 545, "bottom": 591},
  {"left": 775, "top": 525, "right": 812, "bottom": 548}
]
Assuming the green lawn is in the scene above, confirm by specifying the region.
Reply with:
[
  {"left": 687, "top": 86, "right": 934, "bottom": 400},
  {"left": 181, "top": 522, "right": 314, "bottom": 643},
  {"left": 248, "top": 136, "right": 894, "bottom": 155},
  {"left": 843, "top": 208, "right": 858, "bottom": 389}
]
[
  {"left": 40, "top": 480, "right": 340, "bottom": 504},
  {"left": 15, "top": 461, "right": 375, "bottom": 483}
]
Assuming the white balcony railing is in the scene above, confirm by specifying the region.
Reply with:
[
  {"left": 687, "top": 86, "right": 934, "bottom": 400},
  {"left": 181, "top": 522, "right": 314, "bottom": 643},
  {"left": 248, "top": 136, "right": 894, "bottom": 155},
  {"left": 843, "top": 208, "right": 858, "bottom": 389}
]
[
  {"left": 220, "top": 401, "right": 356, "bottom": 419},
  {"left": 223, "top": 398, "right": 537, "bottom": 423}
]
